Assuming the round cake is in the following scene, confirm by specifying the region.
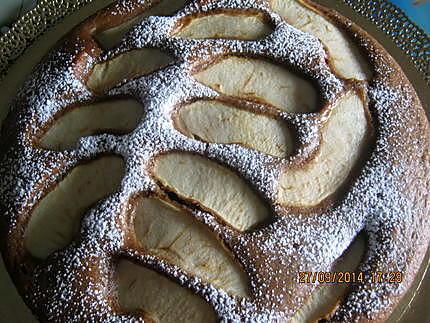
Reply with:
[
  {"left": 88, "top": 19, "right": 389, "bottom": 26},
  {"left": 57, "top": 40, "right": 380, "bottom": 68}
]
[{"left": 0, "top": 0, "right": 429, "bottom": 322}]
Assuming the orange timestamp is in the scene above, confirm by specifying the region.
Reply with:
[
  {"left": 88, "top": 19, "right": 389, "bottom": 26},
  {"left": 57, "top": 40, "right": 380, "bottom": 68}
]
[{"left": 298, "top": 271, "right": 403, "bottom": 284}]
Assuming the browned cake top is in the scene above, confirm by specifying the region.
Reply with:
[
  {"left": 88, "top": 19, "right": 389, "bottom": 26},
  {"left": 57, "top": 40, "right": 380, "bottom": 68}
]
[{"left": 0, "top": 0, "right": 429, "bottom": 322}]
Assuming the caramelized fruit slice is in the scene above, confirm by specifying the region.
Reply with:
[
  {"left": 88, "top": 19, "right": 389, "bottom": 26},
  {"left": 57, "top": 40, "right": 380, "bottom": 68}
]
[
  {"left": 95, "top": 0, "right": 190, "bottom": 49},
  {"left": 175, "top": 11, "right": 272, "bottom": 40},
  {"left": 292, "top": 234, "right": 366, "bottom": 322},
  {"left": 24, "top": 156, "right": 125, "bottom": 259},
  {"left": 194, "top": 56, "right": 317, "bottom": 113},
  {"left": 271, "top": 0, "right": 371, "bottom": 80},
  {"left": 117, "top": 260, "right": 217, "bottom": 323},
  {"left": 87, "top": 49, "right": 174, "bottom": 93},
  {"left": 175, "top": 100, "right": 294, "bottom": 157},
  {"left": 40, "top": 99, "right": 143, "bottom": 150},
  {"left": 133, "top": 197, "right": 249, "bottom": 297},
  {"left": 278, "top": 92, "right": 369, "bottom": 207},
  {"left": 153, "top": 153, "right": 270, "bottom": 231}
]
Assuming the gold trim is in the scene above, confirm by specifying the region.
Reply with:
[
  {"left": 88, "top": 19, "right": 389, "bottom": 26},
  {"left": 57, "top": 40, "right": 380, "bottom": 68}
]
[
  {"left": 342, "top": 0, "right": 429, "bottom": 85},
  {"left": 0, "top": 0, "right": 92, "bottom": 79},
  {"left": 0, "top": 0, "right": 428, "bottom": 84},
  {"left": 0, "top": 0, "right": 428, "bottom": 322}
]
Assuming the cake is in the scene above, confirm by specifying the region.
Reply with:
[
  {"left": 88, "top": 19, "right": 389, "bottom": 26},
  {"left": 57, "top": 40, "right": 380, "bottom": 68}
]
[{"left": 0, "top": 0, "right": 429, "bottom": 322}]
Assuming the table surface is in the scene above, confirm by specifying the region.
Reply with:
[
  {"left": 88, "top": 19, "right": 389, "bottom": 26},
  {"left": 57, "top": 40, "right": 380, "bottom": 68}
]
[
  {"left": 0, "top": 0, "right": 429, "bottom": 34},
  {"left": 391, "top": 0, "right": 430, "bottom": 32}
]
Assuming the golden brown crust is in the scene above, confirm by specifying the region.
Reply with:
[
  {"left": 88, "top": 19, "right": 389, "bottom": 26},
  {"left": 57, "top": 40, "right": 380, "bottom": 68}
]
[{"left": 0, "top": 0, "right": 428, "bottom": 322}]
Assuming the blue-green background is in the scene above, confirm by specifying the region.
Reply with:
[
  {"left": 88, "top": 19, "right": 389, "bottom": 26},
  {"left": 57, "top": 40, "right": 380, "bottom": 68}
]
[
  {"left": 0, "top": 1, "right": 429, "bottom": 34},
  {"left": 391, "top": 0, "right": 430, "bottom": 33}
]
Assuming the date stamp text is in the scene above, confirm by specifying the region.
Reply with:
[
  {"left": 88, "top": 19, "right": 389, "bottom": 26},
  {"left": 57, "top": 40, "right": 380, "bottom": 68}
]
[{"left": 298, "top": 271, "right": 403, "bottom": 284}]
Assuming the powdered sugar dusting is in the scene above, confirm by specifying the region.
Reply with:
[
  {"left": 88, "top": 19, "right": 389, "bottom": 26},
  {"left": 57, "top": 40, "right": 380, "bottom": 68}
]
[{"left": 0, "top": 0, "right": 429, "bottom": 322}]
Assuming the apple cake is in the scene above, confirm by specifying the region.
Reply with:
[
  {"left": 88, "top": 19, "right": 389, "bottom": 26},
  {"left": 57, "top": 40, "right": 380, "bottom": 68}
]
[{"left": 0, "top": 0, "right": 429, "bottom": 322}]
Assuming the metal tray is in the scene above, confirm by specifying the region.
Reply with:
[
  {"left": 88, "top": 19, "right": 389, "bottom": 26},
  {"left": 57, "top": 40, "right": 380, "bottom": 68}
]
[{"left": 0, "top": 1, "right": 428, "bottom": 322}]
